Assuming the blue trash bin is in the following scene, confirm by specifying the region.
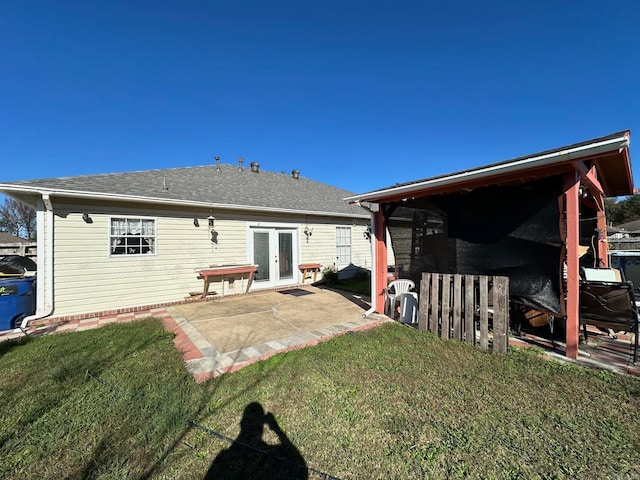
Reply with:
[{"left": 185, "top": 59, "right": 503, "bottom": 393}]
[{"left": 0, "top": 276, "right": 36, "bottom": 330}]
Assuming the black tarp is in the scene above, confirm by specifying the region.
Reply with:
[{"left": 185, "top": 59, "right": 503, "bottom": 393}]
[{"left": 386, "top": 176, "right": 564, "bottom": 315}]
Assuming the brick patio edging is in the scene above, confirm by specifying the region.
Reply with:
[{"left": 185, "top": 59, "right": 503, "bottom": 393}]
[{"left": 191, "top": 317, "right": 391, "bottom": 383}]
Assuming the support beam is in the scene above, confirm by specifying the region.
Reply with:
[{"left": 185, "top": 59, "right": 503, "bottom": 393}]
[
  {"left": 596, "top": 197, "right": 609, "bottom": 268},
  {"left": 573, "top": 162, "right": 609, "bottom": 268},
  {"left": 572, "top": 161, "right": 604, "bottom": 196},
  {"left": 373, "top": 208, "right": 388, "bottom": 314},
  {"left": 564, "top": 172, "right": 580, "bottom": 359}
]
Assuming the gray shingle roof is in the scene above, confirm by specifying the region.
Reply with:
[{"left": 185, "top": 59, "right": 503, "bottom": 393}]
[
  {"left": 614, "top": 219, "right": 640, "bottom": 232},
  {"left": 3, "top": 164, "right": 366, "bottom": 217},
  {"left": 0, "top": 232, "right": 29, "bottom": 243}
]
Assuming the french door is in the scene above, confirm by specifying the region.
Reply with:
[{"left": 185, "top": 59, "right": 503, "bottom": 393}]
[{"left": 251, "top": 227, "right": 297, "bottom": 289}]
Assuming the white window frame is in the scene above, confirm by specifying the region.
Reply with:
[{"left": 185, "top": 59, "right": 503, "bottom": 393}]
[
  {"left": 109, "top": 216, "right": 157, "bottom": 257},
  {"left": 336, "top": 226, "right": 351, "bottom": 266}
]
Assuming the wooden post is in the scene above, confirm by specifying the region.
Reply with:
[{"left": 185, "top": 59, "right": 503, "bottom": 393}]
[
  {"left": 574, "top": 163, "right": 609, "bottom": 269},
  {"left": 596, "top": 204, "right": 609, "bottom": 268},
  {"left": 564, "top": 172, "right": 580, "bottom": 359},
  {"left": 373, "top": 208, "right": 388, "bottom": 314}
]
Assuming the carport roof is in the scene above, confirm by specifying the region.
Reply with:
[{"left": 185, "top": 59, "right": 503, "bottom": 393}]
[{"left": 346, "top": 131, "right": 634, "bottom": 204}]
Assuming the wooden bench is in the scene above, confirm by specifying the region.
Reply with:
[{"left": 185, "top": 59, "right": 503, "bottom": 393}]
[
  {"left": 298, "top": 263, "right": 322, "bottom": 284},
  {"left": 198, "top": 264, "right": 258, "bottom": 298}
]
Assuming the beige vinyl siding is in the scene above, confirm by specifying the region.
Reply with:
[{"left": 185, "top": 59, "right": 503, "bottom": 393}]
[
  {"left": 298, "top": 218, "right": 372, "bottom": 279},
  {"left": 49, "top": 199, "right": 370, "bottom": 316},
  {"left": 52, "top": 203, "right": 250, "bottom": 316}
]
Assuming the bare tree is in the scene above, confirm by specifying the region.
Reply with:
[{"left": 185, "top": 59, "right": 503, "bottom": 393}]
[{"left": 0, "top": 197, "right": 36, "bottom": 239}]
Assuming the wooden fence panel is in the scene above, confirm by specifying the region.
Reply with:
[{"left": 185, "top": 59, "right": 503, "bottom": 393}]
[
  {"left": 417, "top": 272, "right": 509, "bottom": 353},
  {"left": 479, "top": 276, "right": 489, "bottom": 350},
  {"left": 492, "top": 276, "right": 510, "bottom": 353},
  {"left": 418, "top": 274, "right": 430, "bottom": 332},
  {"left": 464, "top": 275, "right": 475, "bottom": 345},
  {"left": 452, "top": 275, "right": 462, "bottom": 341},
  {"left": 428, "top": 273, "right": 439, "bottom": 333},
  {"left": 441, "top": 274, "right": 450, "bottom": 340}
]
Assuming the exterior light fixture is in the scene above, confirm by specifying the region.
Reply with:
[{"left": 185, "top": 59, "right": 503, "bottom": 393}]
[
  {"left": 82, "top": 213, "right": 93, "bottom": 224},
  {"left": 193, "top": 218, "right": 199, "bottom": 227},
  {"left": 364, "top": 225, "right": 372, "bottom": 241},
  {"left": 304, "top": 226, "right": 313, "bottom": 242},
  {"left": 207, "top": 216, "right": 217, "bottom": 243}
]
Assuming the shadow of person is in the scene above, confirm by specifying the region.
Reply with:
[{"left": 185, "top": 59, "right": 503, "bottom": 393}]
[{"left": 204, "top": 402, "right": 308, "bottom": 480}]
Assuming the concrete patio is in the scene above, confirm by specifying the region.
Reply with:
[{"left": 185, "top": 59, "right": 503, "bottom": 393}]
[{"left": 167, "top": 286, "right": 389, "bottom": 381}]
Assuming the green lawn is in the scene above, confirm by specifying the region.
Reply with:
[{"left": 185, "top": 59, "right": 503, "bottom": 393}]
[{"left": 1, "top": 318, "right": 639, "bottom": 479}]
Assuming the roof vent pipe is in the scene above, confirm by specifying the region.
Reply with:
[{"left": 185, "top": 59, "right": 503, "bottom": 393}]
[
  {"left": 238, "top": 157, "right": 244, "bottom": 171},
  {"left": 250, "top": 162, "right": 259, "bottom": 173},
  {"left": 215, "top": 156, "right": 221, "bottom": 172},
  {"left": 292, "top": 169, "right": 300, "bottom": 179}
]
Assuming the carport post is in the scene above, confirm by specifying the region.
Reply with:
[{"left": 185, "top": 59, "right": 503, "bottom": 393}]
[
  {"left": 596, "top": 208, "right": 609, "bottom": 268},
  {"left": 373, "top": 208, "right": 388, "bottom": 314},
  {"left": 574, "top": 162, "right": 609, "bottom": 268},
  {"left": 564, "top": 172, "right": 580, "bottom": 359}
]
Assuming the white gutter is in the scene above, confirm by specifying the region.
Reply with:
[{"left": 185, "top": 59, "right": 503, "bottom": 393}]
[
  {"left": 345, "top": 134, "right": 630, "bottom": 203},
  {"left": 0, "top": 186, "right": 369, "bottom": 220},
  {"left": 19, "top": 194, "right": 54, "bottom": 331}
]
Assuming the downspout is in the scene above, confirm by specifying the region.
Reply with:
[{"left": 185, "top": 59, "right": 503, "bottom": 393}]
[
  {"left": 356, "top": 201, "right": 378, "bottom": 317},
  {"left": 19, "top": 194, "right": 54, "bottom": 331}
]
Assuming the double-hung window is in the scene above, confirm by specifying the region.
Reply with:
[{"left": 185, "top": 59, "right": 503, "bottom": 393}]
[
  {"left": 110, "top": 217, "right": 156, "bottom": 256},
  {"left": 336, "top": 226, "right": 351, "bottom": 265}
]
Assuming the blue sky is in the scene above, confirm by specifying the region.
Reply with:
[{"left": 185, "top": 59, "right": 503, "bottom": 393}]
[{"left": 2, "top": 1, "right": 639, "bottom": 195}]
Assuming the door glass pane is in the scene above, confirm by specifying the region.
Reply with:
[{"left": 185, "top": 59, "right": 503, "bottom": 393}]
[
  {"left": 279, "top": 232, "right": 293, "bottom": 279},
  {"left": 253, "top": 232, "right": 270, "bottom": 281}
]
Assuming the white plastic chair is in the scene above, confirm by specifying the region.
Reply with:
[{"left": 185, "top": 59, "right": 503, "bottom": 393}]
[
  {"left": 399, "top": 292, "right": 419, "bottom": 324},
  {"left": 385, "top": 279, "right": 415, "bottom": 319}
]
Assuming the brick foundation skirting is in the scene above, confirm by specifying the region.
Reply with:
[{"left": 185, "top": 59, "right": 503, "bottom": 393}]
[{"left": 28, "top": 284, "right": 320, "bottom": 327}]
